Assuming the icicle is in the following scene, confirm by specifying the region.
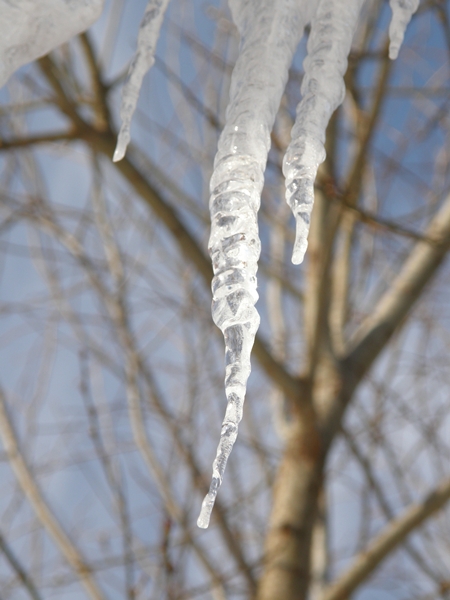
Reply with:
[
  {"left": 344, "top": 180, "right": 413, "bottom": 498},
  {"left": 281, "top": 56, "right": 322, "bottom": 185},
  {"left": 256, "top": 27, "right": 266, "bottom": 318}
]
[
  {"left": 197, "top": 0, "right": 314, "bottom": 530},
  {"left": 0, "top": 0, "right": 104, "bottom": 89},
  {"left": 283, "top": 0, "right": 365, "bottom": 265},
  {"left": 388, "top": 0, "right": 419, "bottom": 60},
  {"left": 113, "top": 0, "right": 170, "bottom": 162}
]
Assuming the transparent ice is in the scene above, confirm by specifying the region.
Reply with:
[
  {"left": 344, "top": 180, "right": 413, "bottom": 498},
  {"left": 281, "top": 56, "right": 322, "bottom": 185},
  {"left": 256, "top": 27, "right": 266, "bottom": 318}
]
[
  {"left": 197, "top": 0, "right": 315, "bottom": 529},
  {"left": 113, "top": 0, "right": 171, "bottom": 162},
  {"left": 284, "top": 0, "right": 365, "bottom": 265}
]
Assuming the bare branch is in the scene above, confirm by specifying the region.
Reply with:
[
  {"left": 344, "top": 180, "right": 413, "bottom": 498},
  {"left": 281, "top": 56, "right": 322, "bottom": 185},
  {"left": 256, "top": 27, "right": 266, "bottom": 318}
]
[
  {"left": 347, "top": 192, "right": 450, "bottom": 388},
  {"left": 0, "top": 531, "right": 43, "bottom": 600},
  {"left": 321, "top": 477, "right": 450, "bottom": 600},
  {"left": 0, "top": 386, "right": 105, "bottom": 600},
  {"left": 0, "top": 131, "right": 78, "bottom": 150}
]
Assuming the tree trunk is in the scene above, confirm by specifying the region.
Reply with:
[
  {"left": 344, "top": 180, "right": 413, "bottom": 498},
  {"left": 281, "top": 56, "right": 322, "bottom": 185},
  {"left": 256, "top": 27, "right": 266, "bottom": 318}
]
[
  {"left": 256, "top": 419, "right": 324, "bottom": 600},
  {"left": 257, "top": 344, "right": 345, "bottom": 600}
]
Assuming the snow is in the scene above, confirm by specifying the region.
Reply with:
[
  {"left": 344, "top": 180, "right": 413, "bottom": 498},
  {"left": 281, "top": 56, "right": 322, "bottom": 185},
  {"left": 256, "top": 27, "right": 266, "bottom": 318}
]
[
  {"left": 113, "top": 0, "right": 171, "bottom": 162},
  {"left": 389, "top": 0, "right": 420, "bottom": 60},
  {"left": 0, "top": 0, "right": 104, "bottom": 89},
  {"left": 0, "top": 0, "right": 418, "bottom": 530}
]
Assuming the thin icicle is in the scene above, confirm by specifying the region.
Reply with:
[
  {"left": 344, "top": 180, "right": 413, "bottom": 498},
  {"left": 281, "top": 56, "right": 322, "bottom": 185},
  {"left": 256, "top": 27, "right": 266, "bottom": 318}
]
[
  {"left": 0, "top": 0, "right": 104, "bottom": 89},
  {"left": 388, "top": 0, "right": 419, "bottom": 60},
  {"left": 113, "top": 0, "right": 171, "bottom": 162},
  {"left": 283, "top": 0, "right": 365, "bottom": 265},
  {"left": 197, "top": 0, "right": 314, "bottom": 530}
]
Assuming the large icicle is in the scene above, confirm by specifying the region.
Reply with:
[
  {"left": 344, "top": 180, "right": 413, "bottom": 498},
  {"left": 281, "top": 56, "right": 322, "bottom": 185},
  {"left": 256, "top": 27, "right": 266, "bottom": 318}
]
[
  {"left": 388, "top": 0, "right": 419, "bottom": 60},
  {"left": 283, "top": 0, "right": 365, "bottom": 265},
  {"left": 197, "top": 0, "right": 314, "bottom": 530},
  {"left": 113, "top": 0, "right": 171, "bottom": 162},
  {"left": 0, "top": 0, "right": 104, "bottom": 89}
]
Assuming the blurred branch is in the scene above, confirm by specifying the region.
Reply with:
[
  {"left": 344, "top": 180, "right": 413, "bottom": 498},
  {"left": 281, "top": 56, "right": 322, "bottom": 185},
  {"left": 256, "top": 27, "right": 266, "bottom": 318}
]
[
  {"left": 321, "top": 476, "right": 450, "bottom": 600},
  {"left": 346, "top": 192, "right": 450, "bottom": 390},
  {"left": 0, "top": 131, "right": 78, "bottom": 150},
  {"left": 341, "top": 425, "right": 445, "bottom": 588},
  {"left": 78, "top": 33, "right": 110, "bottom": 130},
  {"left": 0, "top": 531, "right": 43, "bottom": 600},
  {"left": 79, "top": 350, "right": 135, "bottom": 600},
  {"left": 0, "top": 386, "right": 106, "bottom": 600},
  {"left": 344, "top": 40, "right": 391, "bottom": 205},
  {"left": 37, "top": 56, "right": 87, "bottom": 129}
]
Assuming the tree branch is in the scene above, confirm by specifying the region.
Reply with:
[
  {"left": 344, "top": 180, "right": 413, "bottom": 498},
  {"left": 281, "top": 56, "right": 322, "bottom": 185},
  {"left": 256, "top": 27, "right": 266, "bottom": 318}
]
[
  {"left": 0, "top": 531, "right": 43, "bottom": 600},
  {"left": 345, "top": 192, "right": 450, "bottom": 390},
  {"left": 321, "top": 476, "right": 450, "bottom": 600},
  {"left": 0, "top": 131, "right": 78, "bottom": 150},
  {"left": 0, "top": 386, "right": 105, "bottom": 600},
  {"left": 341, "top": 425, "right": 444, "bottom": 586}
]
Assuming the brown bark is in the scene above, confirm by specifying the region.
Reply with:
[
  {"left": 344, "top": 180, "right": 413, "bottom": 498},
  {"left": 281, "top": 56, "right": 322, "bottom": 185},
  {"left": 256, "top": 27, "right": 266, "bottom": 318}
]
[{"left": 256, "top": 416, "right": 324, "bottom": 600}]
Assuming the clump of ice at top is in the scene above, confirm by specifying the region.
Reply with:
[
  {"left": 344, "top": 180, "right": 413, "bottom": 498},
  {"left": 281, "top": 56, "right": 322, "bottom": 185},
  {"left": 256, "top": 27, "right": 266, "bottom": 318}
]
[{"left": 0, "top": 0, "right": 104, "bottom": 89}]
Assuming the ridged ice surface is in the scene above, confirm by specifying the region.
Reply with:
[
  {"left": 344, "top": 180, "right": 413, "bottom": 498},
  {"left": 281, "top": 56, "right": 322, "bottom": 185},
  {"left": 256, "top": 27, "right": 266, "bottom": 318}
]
[
  {"left": 388, "top": 0, "right": 420, "bottom": 60},
  {"left": 0, "top": 0, "right": 104, "bottom": 89},
  {"left": 197, "top": 0, "right": 314, "bottom": 530},
  {"left": 283, "top": 0, "right": 365, "bottom": 265},
  {"left": 113, "top": 0, "right": 171, "bottom": 162}
]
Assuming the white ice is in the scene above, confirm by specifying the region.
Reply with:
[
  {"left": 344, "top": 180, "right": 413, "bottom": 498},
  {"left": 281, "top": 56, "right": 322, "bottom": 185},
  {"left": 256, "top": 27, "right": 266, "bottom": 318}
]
[
  {"left": 113, "top": 0, "right": 171, "bottom": 162},
  {"left": 0, "top": 0, "right": 104, "bottom": 89},
  {"left": 388, "top": 0, "right": 420, "bottom": 60},
  {"left": 197, "top": 0, "right": 315, "bottom": 529},
  {"left": 283, "top": 0, "right": 365, "bottom": 265}
]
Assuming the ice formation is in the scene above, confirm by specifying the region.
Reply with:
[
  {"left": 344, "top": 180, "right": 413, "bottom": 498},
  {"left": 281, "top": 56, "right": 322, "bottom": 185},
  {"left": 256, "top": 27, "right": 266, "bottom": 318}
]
[
  {"left": 197, "top": 0, "right": 315, "bottom": 529},
  {"left": 113, "top": 0, "right": 171, "bottom": 162},
  {"left": 0, "top": 0, "right": 104, "bottom": 89},
  {"left": 388, "top": 0, "right": 420, "bottom": 59},
  {"left": 199, "top": 0, "right": 418, "bottom": 528},
  {"left": 0, "top": 0, "right": 419, "bottom": 530},
  {"left": 284, "top": 0, "right": 366, "bottom": 264}
]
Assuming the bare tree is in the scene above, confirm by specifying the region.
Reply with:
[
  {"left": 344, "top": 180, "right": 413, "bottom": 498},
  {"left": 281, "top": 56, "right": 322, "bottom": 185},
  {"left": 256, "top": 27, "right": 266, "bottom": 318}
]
[{"left": 1, "top": 1, "right": 450, "bottom": 599}]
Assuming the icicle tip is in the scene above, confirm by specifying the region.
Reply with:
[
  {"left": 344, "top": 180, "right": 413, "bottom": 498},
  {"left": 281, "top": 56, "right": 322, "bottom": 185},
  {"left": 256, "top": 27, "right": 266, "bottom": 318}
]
[
  {"left": 113, "top": 136, "right": 128, "bottom": 162},
  {"left": 388, "top": 44, "right": 400, "bottom": 60},
  {"left": 197, "top": 501, "right": 212, "bottom": 529},
  {"left": 291, "top": 235, "right": 308, "bottom": 265},
  {"left": 197, "top": 478, "right": 220, "bottom": 529},
  {"left": 112, "top": 148, "right": 124, "bottom": 163}
]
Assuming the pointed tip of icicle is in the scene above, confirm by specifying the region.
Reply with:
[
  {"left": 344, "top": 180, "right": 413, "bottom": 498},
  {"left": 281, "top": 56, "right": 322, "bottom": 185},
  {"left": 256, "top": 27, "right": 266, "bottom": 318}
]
[
  {"left": 113, "top": 147, "right": 125, "bottom": 163},
  {"left": 291, "top": 239, "right": 308, "bottom": 265},
  {"left": 291, "top": 248, "right": 306, "bottom": 265},
  {"left": 112, "top": 129, "right": 130, "bottom": 163},
  {"left": 291, "top": 205, "right": 311, "bottom": 265},
  {"left": 286, "top": 176, "right": 314, "bottom": 265},
  {"left": 389, "top": 44, "right": 400, "bottom": 60},
  {"left": 197, "top": 492, "right": 215, "bottom": 529},
  {"left": 197, "top": 509, "right": 211, "bottom": 529}
]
